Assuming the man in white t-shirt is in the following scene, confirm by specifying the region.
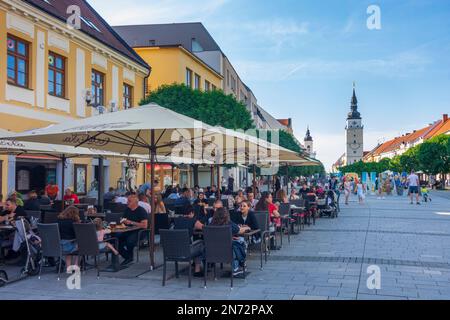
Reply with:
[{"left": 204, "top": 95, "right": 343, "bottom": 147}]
[{"left": 407, "top": 170, "right": 420, "bottom": 205}]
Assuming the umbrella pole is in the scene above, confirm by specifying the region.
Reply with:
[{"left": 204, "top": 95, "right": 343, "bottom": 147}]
[
  {"left": 286, "top": 165, "right": 289, "bottom": 194},
  {"left": 216, "top": 164, "right": 221, "bottom": 199},
  {"left": 98, "top": 157, "right": 104, "bottom": 213},
  {"left": 210, "top": 165, "right": 214, "bottom": 187},
  {"left": 149, "top": 130, "right": 156, "bottom": 270},
  {"left": 171, "top": 164, "right": 174, "bottom": 186},
  {"left": 253, "top": 165, "right": 257, "bottom": 195},
  {"left": 61, "top": 155, "right": 66, "bottom": 209}
]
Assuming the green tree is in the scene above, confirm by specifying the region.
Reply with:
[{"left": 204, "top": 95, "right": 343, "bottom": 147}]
[
  {"left": 398, "top": 147, "right": 420, "bottom": 173},
  {"left": 417, "top": 135, "right": 450, "bottom": 175},
  {"left": 140, "top": 84, "right": 254, "bottom": 130}
]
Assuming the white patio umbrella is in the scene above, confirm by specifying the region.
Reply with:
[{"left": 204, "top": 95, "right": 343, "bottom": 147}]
[
  {"left": 0, "top": 128, "right": 134, "bottom": 205},
  {"left": 5, "top": 103, "right": 303, "bottom": 268}
]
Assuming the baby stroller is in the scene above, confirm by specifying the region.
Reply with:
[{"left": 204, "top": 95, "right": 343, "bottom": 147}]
[
  {"left": 0, "top": 218, "right": 41, "bottom": 287},
  {"left": 319, "top": 191, "right": 338, "bottom": 219}
]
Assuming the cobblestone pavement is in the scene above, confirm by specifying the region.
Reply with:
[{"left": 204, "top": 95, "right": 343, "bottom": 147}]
[{"left": 1, "top": 191, "right": 450, "bottom": 300}]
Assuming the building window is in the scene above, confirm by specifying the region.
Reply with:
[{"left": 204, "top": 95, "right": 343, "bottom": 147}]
[
  {"left": 205, "top": 80, "right": 211, "bottom": 92},
  {"left": 194, "top": 74, "right": 200, "bottom": 90},
  {"left": 212, "top": 84, "right": 217, "bottom": 91},
  {"left": 123, "top": 83, "right": 133, "bottom": 109},
  {"left": 186, "top": 68, "right": 192, "bottom": 88},
  {"left": 7, "top": 35, "right": 30, "bottom": 88},
  {"left": 227, "top": 70, "right": 230, "bottom": 86},
  {"left": 91, "top": 70, "right": 105, "bottom": 107},
  {"left": 48, "top": 52, "right": 66, "bottom": 98}
]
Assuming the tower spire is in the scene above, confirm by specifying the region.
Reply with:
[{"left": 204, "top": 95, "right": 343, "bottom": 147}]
[
  {"left": 348, "top": 82, "right": 361, "bottom": 120},
  {"left": 305, "top": 126, "right": 312, "bottom": 141}
]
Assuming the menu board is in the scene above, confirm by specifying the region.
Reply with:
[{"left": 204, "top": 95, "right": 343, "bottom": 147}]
[{"left": 17, "top": 169, "right": 30, "bottom": 191}]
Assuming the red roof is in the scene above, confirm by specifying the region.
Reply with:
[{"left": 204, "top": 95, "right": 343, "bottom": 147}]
[{"left": 24, "top": 0, "right": 150, "bottom": 70}]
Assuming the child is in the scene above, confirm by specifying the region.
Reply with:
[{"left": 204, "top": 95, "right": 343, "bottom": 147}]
[
  {"left": 93, "top": 218, "right": 119, "bottom": 255},
  {"left": 421, "top": 185, "right": 431, "bottom": 202},
  {"left": 357, "top": 182, "right": 365, "bottom": 204}
]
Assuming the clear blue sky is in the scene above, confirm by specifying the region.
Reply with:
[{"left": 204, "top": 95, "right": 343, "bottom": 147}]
[{"left": 90, "top": 0, "right": 450, "bottom": 170}]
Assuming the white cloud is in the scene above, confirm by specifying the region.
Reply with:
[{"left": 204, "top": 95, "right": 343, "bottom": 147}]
[
  {"left": 233, "top": 49, "right": 432, "bottom": 82},
  {"left": 89, "top": 0, "right": 229, "bottom": 25}
]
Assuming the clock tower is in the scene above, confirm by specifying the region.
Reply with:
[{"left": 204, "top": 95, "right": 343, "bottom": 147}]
[{"left": 346, "top": 84, "right": 364, "bottom": 165}]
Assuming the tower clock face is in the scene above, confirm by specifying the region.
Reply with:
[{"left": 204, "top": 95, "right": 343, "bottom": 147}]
[{"left": 350, "top": 143, "right": 361, "bottom": 150}]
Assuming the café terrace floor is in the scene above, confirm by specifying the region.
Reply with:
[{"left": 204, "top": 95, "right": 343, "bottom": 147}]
[{"left": 2, "top": 191, "right": 450, "bottom": 300}]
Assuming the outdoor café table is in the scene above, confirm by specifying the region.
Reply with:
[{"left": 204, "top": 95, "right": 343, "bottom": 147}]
[{"left": 86, "top": 213, "right": 106, "bottom": 220}]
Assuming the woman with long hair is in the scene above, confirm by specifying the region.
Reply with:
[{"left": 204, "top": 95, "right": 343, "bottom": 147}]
[
  {"left": 210, "top": 208, "right": 250, "bottom": 276},
  {"left": 154, "top": 194, "right": 166, "bottom": 214},
  {"left": 57, "top": 206, "right": 80, "bottom": 270}
]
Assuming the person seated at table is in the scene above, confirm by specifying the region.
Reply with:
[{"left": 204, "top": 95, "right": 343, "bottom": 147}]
[
  {"left": 1, "top": 198, "right": 27, "bottom": 224},
  {"left": 8, "top": 191, "right": 24, "bottom": 207},
  {"left": 194, "top": 192, "right": 208, "bottom": 213},
  {"left": 118, "top": 194, "right": 148, "bottom": 266},
  {"left": 246, "top": 192, "right": 258, "bottom": 210},
  {"left": 299, "top": 184, "right": 310, "bottom": 200},
  {"left": 174, "top": 188, "right": 191, "bottom": 207},
  {"left": 289, "top": 188, "right": 300, "bottom": 201},
  {"left": 104, "top": 187, "right": 116, "bottom": 201},
  {"left": 234, "top": 190, "right": 246, "bottom": 207},
  {"left": 38, "top": 190, "right": 51, "bottom": 206},
  {"left": 209, "top": 207, "right": 250, "bottom": 276},
  {"left": 24, "top": 191, "right": 41, "bottom": 211},
  {"left": 57, "top": 206, "right": 80, "bottom": 271},
  {"left": 114, "top": 192, "right": 129, "bottom": 205},
  {"left": 255, "top": 192, "right": 281, "bottom": 228},
  {"left": 154, "top": 194, "right": 167, "bottom": 214},
  {"left": 138, "top": 193, "right": 151, "bottom": 214},
  {"left": 63, "top": 189, "right": 80, "bottom": 205},
  {"left": 93, "top": 218, "right": 119, "bottom": 256},
  {"left": 277, "top": 190, "right": 289, "bottom": 204},
  {"left": 221, "top": 191, "right": 235, "bottom": 210},
  {"left": 45, "top": 181, "right": 59, "bottom": 202},
  {"left": 206, "top": 186, "right": 218, "bottom": 199},
  {"left": 234, "top": 201, "right": 259, "bottom": 232},
  {"left": 86, "top": 206, "right": 97, "bottom": 216},
  {"left": 166, "top": 187, "right": 180, "bottom": 200}
]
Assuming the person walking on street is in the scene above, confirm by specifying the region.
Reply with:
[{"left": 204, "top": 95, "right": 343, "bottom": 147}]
[{"left": 407, "top": 170, "right": 420, "bottom": 205}]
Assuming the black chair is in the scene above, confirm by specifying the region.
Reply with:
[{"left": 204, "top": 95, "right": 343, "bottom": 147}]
[
  {"left": 160, "top": 229, "right": 204, "bottom": 288},
  {"left": 43, "top": 211, "right": 59, "bottom": 224},
  {"left": 174, "top": 217, "right": 195, "bottom": 238},
  {"left": 81, "top": 197, "right": 97, "bottom": 206},
  {"left": 136, "top": 215, "right": 151, "bottom": 263},
  {"left": 52, "top": 200, "right": 63, "bottom": 213},
  {"left": 174, "top": 205, "right": 188, "bottom": 216},
  {"left": 164, "top": 199, "right": 177, "bottom": 212},
  {"left": 105, "top": 212, "right": 123, "bottom": 224},
  {"left": 253, "top": 212, "right": 272, "bottom": 268},
  {"left": 73, "top": 223, "right": 117, "bottom": 278},
  {"left": 39, "top": 205, "right": 53, "bottom": 212},
  {"left": 37, "top": 223, "right": 76, "bottom": 280},
  {"left": 25, "top": 210, "right": 42, "bottom": 223},
  {"left": 155, "top": 214, "right": 170, "bottom": 235},
  {"left": 78, "top": 210, "right": 86, "bottom": 222},
  {"left": 254, "top": 209, "right": 280, "bottom": 248},
  {"left": 203, "top": 225, "right": 235, "bottom": 288},
  {"left": 110, "top": 203, "right": 127, "bottom": 214}
]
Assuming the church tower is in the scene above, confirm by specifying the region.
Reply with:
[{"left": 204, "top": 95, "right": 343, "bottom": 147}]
[
  {"left": 346, "top": 84, "right": 364, "bottom": 165},
  {"left": 304, "top": 126, "right": 316, "bottom": 158}
]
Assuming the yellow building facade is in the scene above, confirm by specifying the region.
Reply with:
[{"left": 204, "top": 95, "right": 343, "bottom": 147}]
[
  {"left": 0, "top": 0, "right": 149, "bottom": 197},
  {"left": 134, "top": 46, "right": 222, "bottom": 93}
]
